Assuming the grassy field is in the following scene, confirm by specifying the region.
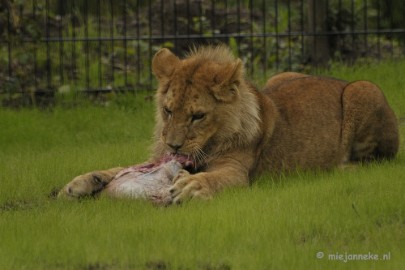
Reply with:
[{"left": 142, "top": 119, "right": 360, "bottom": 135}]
[{"left": 0, "top": 61, "right": 404, "bottom": 270}]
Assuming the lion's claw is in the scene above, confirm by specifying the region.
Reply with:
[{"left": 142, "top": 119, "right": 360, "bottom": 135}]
[{"left": 170, "top": 171, "right": 212, "bottom": 204}]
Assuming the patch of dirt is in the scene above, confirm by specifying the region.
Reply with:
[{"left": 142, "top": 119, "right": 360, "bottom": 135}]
[
  {"left": 198, "top": 262, "right": 232, "bottom": 270},
  {"left": 145, "top": 260, "right": 168, "bottom": 270},
  {"left": 46, "top": 260, "right": 231, "bottom": 270},
  {"left": 84, "top": 262, "right": 115, "bottom": 270},
  {"left": 82, "top": 262, "right": 140, "bottom": 270},
  {"left": 0, "top": 200, "right": 38, "bottom": 212}
]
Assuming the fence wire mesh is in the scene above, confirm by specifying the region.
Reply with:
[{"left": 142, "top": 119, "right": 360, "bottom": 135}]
[{"left": 1, "top": 0, "right": 405, "bottom": 106}]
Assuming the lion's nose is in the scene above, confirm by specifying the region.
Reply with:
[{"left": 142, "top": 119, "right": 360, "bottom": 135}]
[{"left": 167, "top": 143, "right": 183, "bottom": 152}]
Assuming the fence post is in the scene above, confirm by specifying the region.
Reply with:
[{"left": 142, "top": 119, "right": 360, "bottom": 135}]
[{"left": 307, "top": 0, "right": 330, "bottom": 66}]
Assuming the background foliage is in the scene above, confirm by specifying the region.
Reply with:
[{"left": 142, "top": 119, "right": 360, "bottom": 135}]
[{"left": 1, "top": 0, "right": 405, "bottom": 107}]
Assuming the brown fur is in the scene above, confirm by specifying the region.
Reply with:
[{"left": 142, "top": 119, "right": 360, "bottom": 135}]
[
  {"left": 59, "top": 46, "right": 399, "bottom": 202},
  {"left": 58, "top": 167, "right": 123, "bottom": 199},
  {"left": 260, "top": 73, "right": 398, "bottom": 171}
]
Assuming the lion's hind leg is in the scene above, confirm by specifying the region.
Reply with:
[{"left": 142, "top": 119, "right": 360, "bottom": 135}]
[{"left": 341, "top": 81, "right": 399, "bottom": 163}]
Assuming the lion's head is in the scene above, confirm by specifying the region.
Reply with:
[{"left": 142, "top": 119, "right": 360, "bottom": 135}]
[{"left": 151, "top": 46, "right": 261, "bottom": 167}]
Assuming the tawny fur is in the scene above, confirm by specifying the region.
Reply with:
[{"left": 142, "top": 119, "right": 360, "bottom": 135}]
[
  {"left": 59, "top": 46, "right": 399, "bottom": 202},
  {"left": 58, "top": 167, "right": 123, "bottom": 199}
]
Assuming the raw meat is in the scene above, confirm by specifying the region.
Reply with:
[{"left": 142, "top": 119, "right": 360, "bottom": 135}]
[{"left": 104, "top": 155, "right": 194, "bottom": 205}]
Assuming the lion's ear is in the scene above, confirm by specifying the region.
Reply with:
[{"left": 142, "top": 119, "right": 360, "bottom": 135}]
[
  {"left": 212, "top": 59, "right": 243, "bottom": 102},
  {"left": 152, "top": 48, "right": 180, "bottom": 80}
]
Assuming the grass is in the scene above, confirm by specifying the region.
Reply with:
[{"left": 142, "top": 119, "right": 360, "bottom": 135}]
[{"left": 0, "top": 61, "right": 404, "bottom": 269}]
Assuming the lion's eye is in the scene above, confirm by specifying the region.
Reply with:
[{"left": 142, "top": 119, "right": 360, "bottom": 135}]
[
  {"left": 163, "top": 106, "right": 172, "bottom": 116},
  {"left": 191, "top": 112, "right": 206, "bottom": 122}
]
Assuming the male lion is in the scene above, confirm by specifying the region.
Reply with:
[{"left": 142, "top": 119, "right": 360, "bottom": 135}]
[{"left": 58, "top": 46, "right": 399, "bottom": 203}]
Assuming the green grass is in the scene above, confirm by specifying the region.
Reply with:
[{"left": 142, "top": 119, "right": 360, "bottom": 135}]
[{"left": 0, "top": 61, "right": 404, "bottom": 270}]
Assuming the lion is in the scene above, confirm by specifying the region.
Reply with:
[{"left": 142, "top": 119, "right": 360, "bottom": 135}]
[{"left": 58, "top": 45, "right": 399, "bottom": 203}]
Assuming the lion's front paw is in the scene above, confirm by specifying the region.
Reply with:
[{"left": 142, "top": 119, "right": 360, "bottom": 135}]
[
  {"left": 169, "top": 170, "right": 212, "bottom": 204},
  {"left": 58, "top": 171, "right": 111, "bottom": 199}
]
